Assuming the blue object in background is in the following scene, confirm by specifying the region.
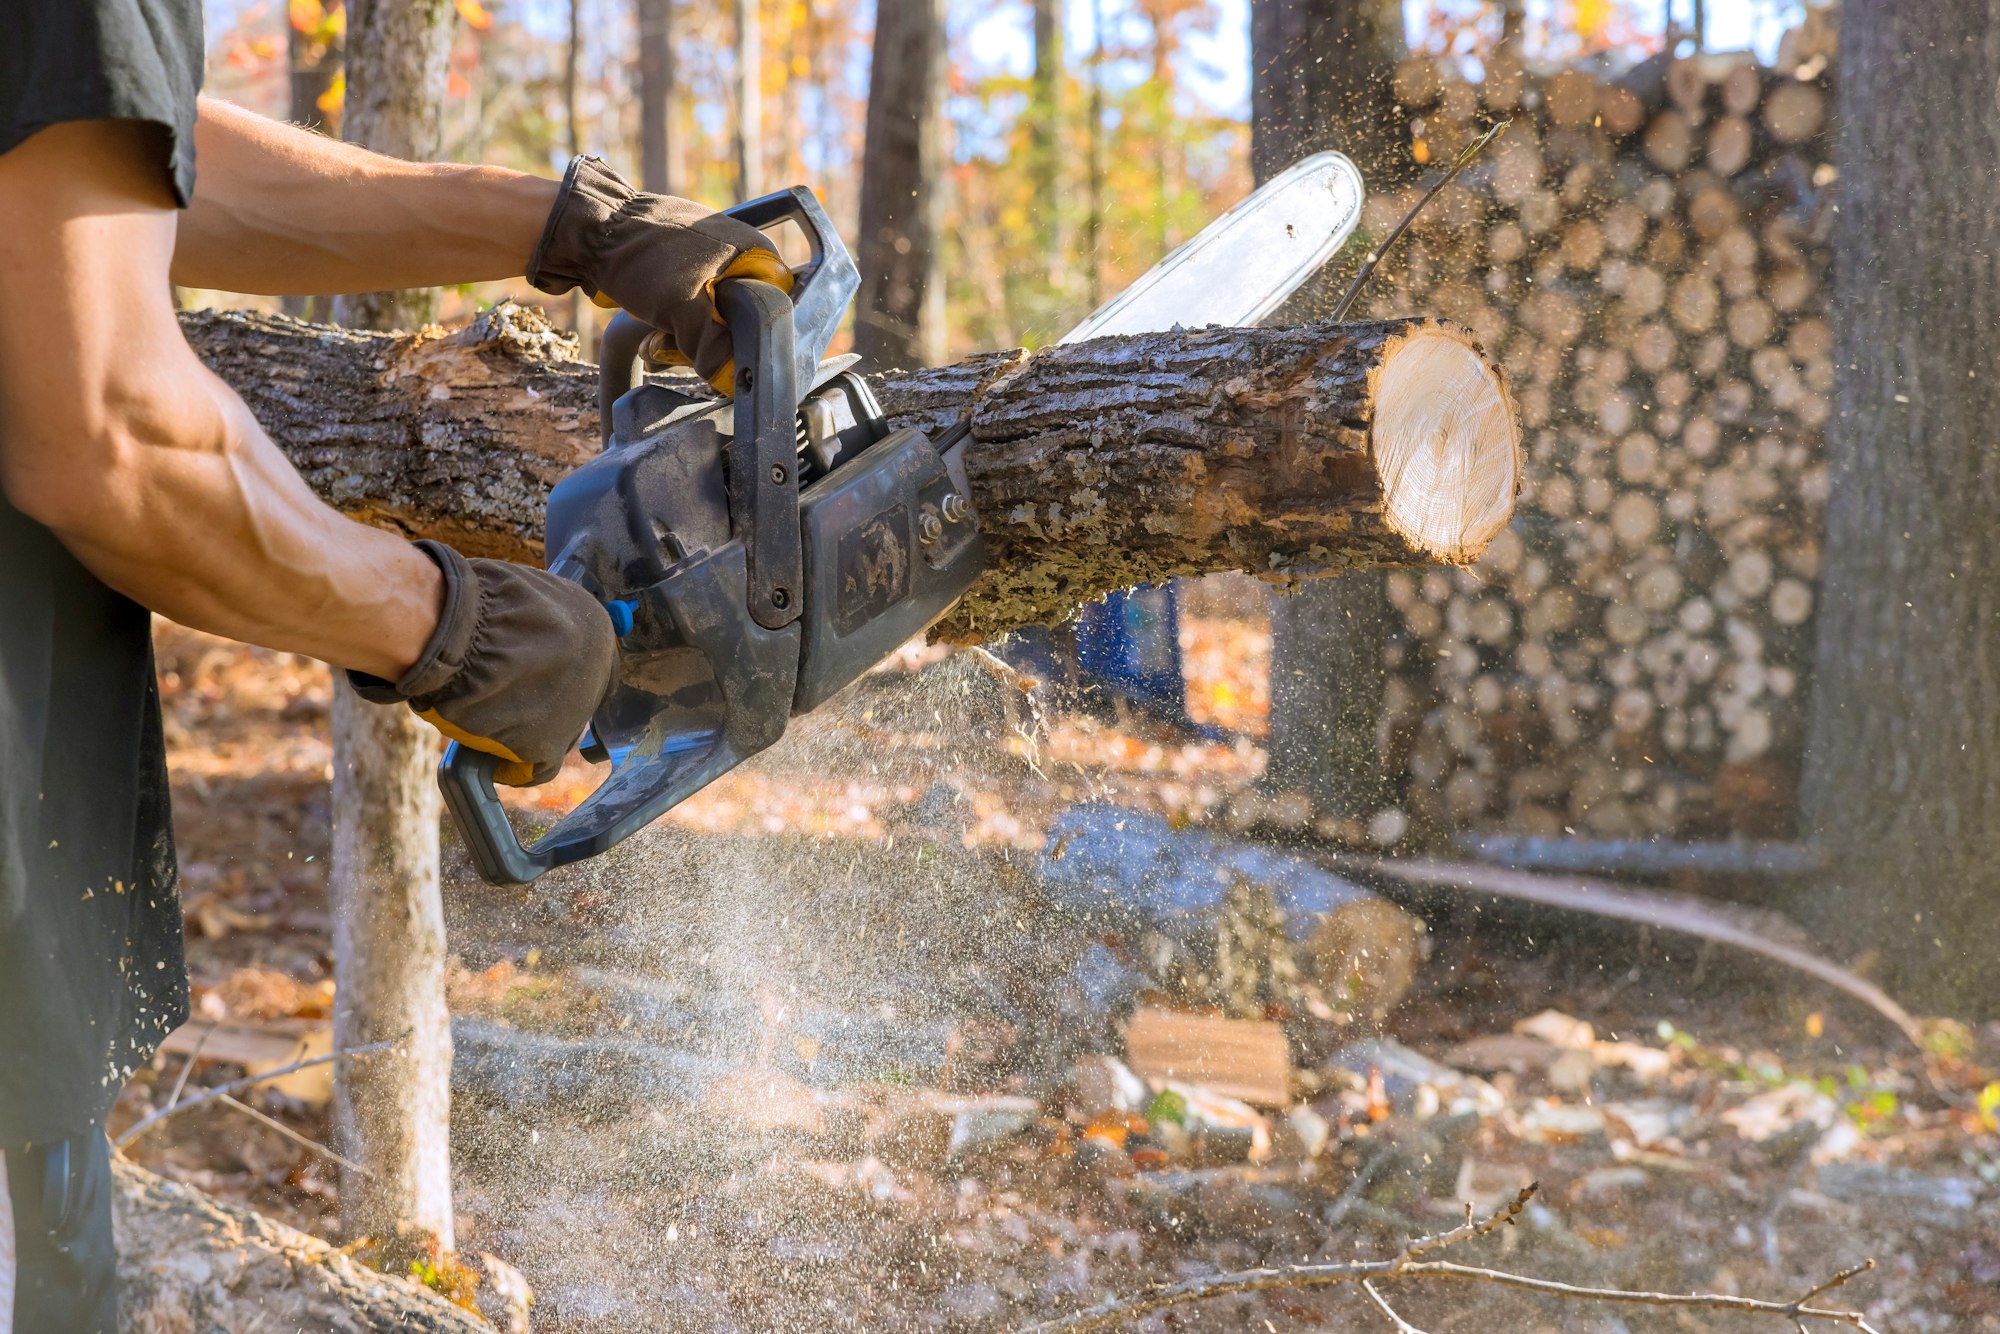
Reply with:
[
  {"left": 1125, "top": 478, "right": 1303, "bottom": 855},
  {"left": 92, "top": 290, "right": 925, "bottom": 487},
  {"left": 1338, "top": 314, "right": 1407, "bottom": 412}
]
[{"left": 1073, "top": 584, "right": 1192, "bottom": 725}]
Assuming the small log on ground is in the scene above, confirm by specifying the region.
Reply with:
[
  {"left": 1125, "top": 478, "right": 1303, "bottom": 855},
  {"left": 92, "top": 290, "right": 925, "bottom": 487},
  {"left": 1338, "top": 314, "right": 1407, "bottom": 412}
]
[
  {"left": 114, "top": 1158, "right": 486, "bottom": 1333},
  {"left": 183, "top": 305, "right": 1521, "bottom": 635},
  {"left": 1040, "top": 803, "right": 1428, "bottom": 1019}
]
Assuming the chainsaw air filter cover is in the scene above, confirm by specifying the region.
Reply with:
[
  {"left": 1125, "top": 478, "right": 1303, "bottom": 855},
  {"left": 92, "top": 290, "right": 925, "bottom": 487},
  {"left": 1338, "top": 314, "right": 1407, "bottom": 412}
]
[{"left": 441, "top": 189, "right": 983, "bottom": 885}]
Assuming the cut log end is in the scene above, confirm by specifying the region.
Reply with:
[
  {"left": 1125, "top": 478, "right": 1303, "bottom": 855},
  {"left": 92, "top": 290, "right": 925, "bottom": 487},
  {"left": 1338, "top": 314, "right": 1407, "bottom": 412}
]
[{"left": 1371, "top": 326, "right": 1523, "bottom": 563}]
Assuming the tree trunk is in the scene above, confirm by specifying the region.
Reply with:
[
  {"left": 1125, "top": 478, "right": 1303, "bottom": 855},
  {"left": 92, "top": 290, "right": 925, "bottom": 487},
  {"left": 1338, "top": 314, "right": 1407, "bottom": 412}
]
[
  {"left": 282, "top": 3, "right": 341, "bottom": 321},
  {"left": 1797, "top": 0, "right": 2000, "bottom": 1013},
  {"left": 735, "top": 0, "right": 763, "bottom": 197},
  {"left": 565, "top": 0, "right": 586, "bottom": 335},
  {"left": 329, "top": 0, "right": 457, "bottom": 1257},
  {"left": 334, "top": 0, "right": 452, "bottom": 332},
  {"left": 1084, "top": 0, "right": 1106, "bottom": 308},
  {"left": 181, "top": 305, "right": 1521, "bottom": 639},
  {"left": 1248, "top": 0, "right": 1407, "bottom": 187},
  {"left": 854, "top": 0, "right": 948, "bottom": 368},
  {"left": 636, "top": 0, "right": 677, "bottom": 194},
  {"left": 1250, "top": 0, "right": 1406, "bottom": 822},
  {"left": 1031, "top": 0, "right": 1066, "bottom": 287},
  {"left": 113, "top": 1159, "right": 487, "bottom": 1332}
]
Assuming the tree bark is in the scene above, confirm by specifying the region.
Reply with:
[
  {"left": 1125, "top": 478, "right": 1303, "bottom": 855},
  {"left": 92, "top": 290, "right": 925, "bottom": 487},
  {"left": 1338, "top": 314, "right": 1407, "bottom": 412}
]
[
  {"left": 854, "top": 0, "right": 948, "bottom": 369},
  {"left": 1797, "top": 0, "right": 2000, "bottom": 1013},
  {"left": 1250, "top": 0, "right": 1406, "bottom": 822},
  {"left": 113, "top": 1159, "right": 487, "bottom": 1333},
  {"left": 636, "top": 0, "right": 677, "bottom": 194},
  {"left": 181, "top": 305, "right": 1520, "bottom": 639},
  {"left": 329, "top": 0, "right": 457, "bottom": 1257}
]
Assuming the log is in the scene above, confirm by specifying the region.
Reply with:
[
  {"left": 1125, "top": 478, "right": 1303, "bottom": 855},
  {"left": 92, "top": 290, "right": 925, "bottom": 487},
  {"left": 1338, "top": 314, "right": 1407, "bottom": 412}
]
[
  {"left": 182, "top": 305, "right": 1521, "bottom": 637},
  {"left": 114, "top": 1159, "right": 488, "bottom": 1333},
  {"left": 1039, "top": 802, "right": 1428, "bottom": 1019}
]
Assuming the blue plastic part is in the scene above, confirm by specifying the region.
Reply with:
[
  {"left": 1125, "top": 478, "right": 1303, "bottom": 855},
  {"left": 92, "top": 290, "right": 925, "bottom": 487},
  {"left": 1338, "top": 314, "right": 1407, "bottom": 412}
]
[{"left": 605, "top": 599, "right": 638, "bottom": 637}]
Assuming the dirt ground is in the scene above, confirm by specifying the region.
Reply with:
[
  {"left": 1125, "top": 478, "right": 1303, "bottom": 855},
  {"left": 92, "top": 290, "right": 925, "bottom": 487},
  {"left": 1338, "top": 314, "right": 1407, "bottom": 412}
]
[{"left": 111, "top": 605, "right": 2000, "bottom": 1332}]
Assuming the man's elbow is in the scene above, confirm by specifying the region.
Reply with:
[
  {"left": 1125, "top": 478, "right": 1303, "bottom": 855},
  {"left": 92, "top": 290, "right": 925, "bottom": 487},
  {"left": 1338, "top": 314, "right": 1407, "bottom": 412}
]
[
  {"left": 1, "top": 428, "right": 141, "bottom": 535},
  {"left": 1, "top": 387, "right": 221, "bottom": 538}
]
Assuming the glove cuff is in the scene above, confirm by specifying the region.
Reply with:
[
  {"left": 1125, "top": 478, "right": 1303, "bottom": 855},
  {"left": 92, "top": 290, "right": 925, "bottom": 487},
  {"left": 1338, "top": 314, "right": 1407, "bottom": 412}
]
[
  {"left": 347, "top": 540, "right": 478, "bottom": 702},
  {"left": 526, "top": 155, "right": 638, "bottom": 298}
]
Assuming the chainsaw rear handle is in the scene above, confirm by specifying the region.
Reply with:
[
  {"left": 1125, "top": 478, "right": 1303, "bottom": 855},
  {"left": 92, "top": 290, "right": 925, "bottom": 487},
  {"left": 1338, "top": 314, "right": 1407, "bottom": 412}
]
[{"left": 598, "top": 186, "right": 857, "bottom": 440}]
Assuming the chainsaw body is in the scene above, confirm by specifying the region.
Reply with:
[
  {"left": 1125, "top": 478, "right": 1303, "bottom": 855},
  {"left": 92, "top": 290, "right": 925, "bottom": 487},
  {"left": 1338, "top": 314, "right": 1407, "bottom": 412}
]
[{"left": 442, "top": 188, "right": 983, "bottom": 885}]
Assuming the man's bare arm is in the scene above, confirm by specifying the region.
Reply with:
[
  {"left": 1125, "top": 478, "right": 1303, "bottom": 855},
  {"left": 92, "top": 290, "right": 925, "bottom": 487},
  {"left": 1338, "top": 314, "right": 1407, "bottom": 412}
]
[
  {"left": 172, "top": 97, "right": 557, "bottom": 296},
  {"left": 0, "top": 120, "right": 441, "bottom": 679}
]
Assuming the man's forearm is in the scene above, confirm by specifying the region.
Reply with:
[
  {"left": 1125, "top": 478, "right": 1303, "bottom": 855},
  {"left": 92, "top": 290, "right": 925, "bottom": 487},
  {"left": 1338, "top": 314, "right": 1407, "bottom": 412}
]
[{"left": 172, "top": 97, "right": 557, "bottom": 296}]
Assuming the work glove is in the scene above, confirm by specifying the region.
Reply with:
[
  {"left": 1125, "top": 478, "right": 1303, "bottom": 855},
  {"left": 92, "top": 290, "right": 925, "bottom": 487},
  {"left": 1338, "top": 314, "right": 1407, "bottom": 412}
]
[
  {"left": 350, "top": 541, "right": 619, "bottom": 787},
  {"left": 526, "top": 155, "right": 795, "bottom": 394}
]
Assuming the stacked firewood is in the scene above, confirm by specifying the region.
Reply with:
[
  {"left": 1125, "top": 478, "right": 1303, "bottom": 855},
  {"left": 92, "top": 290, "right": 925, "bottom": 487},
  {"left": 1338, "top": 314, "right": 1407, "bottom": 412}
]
[{"left": 1357, "top": 18, "right": 1839, "bottom": 842}]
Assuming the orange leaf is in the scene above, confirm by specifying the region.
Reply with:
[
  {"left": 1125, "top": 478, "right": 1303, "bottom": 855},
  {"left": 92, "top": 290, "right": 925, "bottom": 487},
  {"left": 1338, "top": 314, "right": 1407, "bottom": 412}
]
[
  {"left": 1573, "top": 0, "right": 1611, "bottom": 42},
  {"left": 289, "top": 0, "right": 325, "bottom": 32},
  {"left": 455, "top": 0, "right": 494, "bottom": 30}
]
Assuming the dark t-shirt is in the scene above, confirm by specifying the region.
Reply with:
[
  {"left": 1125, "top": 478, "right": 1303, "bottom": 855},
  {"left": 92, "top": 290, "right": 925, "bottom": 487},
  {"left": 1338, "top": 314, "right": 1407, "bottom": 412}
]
[
  {"left": 0, "top": 0, "right": 202, "bottom": 205},
  {"left": 0, "top": 0, "right": 200, "bottom": 1147}
]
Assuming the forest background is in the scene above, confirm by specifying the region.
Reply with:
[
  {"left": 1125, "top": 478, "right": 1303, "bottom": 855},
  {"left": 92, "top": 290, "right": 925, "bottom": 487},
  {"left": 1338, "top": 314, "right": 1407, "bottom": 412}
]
[{"left": 193, "top": 0, "right": 1813, "bottom": 358}]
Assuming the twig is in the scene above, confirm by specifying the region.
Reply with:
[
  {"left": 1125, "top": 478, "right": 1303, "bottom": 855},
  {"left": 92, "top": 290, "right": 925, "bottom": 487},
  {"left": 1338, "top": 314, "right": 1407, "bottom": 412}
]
[
  {"left": 1398, "top": 1260, "right": 1882, "bottom": 1331},
  {"left": 1362, "top": 1279, "right": 1430, "bottom": 1334},
  {"left": 114, "top": 1035, "right": 404, "bottom": 1149},
  {"left": 1025, "top": 1187, "right": 1532, "bottom": 1332},
  {"left": 163, "top": 1021, "right": 216, "bottom": 1111},
  {"left": 1018, "top": 1183, "right": 1878, "bottom": 1333},
  {"left": 1330, "top": 119, "right": 1511, "bottom": 322},
  {"left": 1791, "top": 1261, "right": 1875, "bottom": 1313},
  {"left": 216, "top": 1092, "right": 373, "bottom": 1177},
  {"left": 1392, "top": 1185, "right": 1533, "bottom": 1268}
]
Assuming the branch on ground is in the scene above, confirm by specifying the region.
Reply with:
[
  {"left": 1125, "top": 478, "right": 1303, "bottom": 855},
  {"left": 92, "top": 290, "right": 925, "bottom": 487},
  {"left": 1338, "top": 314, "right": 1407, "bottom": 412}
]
[{"left": 1020, "top": 1183, "right": 1882, "bottom": 1333}]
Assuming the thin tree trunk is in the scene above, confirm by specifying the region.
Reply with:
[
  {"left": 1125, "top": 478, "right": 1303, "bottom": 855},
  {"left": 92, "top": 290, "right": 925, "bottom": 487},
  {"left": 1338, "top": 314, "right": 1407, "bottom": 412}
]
[
  {"left": 735, "top": 0, "right": 762, "bottom": 197},
  {"left": 565, "top": 0, "right": 585, "bottom": 334},
  {"left": 1797, "top": 0, "right": 2000, "bottom": 1013},
  {"left": 1031, "top": 0, "right": 1066, "bottom": 285},
  {"left": 1147, "top": 1, "right": 1170, "bottom": 256},
  {"left": 282, "top": 3, "right": 341, "bottom": 320},
  {"left": 1084, "top": 0, "right": 1105, "bottom": 309},
  {"left": 636, "top": 0, "right": 677, "bottom": 194},
  {"left": 328, "top": 0, "right": 456, "bottom": 1259},
  {"left": 1249, "top": 0, "right": 1407, "bottom": 824},
  {"left": 854, "top": 0, "right": 948, "bottom": 367},
  {"left": 182, "top": 305, "right": 1522, "bottom": 638}
]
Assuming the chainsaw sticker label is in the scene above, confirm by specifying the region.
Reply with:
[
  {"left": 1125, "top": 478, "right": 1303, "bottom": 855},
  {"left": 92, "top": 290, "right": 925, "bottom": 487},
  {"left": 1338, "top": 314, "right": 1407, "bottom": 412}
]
[{"left": 835, "top": 503, "right": 911, "bottom": 635}]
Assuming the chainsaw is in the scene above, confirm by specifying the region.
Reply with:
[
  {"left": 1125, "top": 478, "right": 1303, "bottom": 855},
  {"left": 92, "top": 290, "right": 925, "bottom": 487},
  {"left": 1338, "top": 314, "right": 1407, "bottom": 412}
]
[{"left": 443, "top": 155, "right": 1364, "bottom": 885}]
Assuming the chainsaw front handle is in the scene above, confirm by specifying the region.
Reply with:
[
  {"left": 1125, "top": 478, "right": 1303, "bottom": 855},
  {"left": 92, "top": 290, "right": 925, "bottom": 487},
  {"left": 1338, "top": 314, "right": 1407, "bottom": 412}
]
[{"left": 597, "top": 186, "right": 856, "bottom": 443}]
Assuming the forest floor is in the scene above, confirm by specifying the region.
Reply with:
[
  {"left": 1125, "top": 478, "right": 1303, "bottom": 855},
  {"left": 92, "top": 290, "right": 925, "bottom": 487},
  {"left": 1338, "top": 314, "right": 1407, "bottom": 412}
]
[{"left": 111, "top": 595, "right": 2000, "bottom": 1333}]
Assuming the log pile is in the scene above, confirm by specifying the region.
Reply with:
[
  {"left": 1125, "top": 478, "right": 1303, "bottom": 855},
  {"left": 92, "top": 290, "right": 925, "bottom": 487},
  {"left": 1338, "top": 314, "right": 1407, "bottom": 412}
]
[{"left": 1354, "top": 25, "right": 1838, "bottom": 843}]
